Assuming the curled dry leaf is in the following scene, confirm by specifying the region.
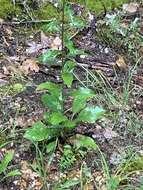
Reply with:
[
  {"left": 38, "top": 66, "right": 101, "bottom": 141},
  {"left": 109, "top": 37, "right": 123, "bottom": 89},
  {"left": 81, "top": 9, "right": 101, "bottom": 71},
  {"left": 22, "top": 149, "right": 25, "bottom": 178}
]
[
  {"left": 115, "top": 55, "right": 128, "bottom": 71},
  {"left": 20, "top": 59, "right": 39, "bottom": 75},
  {"left": 122, "top": 3, "right": 139, "bottom": 14}
]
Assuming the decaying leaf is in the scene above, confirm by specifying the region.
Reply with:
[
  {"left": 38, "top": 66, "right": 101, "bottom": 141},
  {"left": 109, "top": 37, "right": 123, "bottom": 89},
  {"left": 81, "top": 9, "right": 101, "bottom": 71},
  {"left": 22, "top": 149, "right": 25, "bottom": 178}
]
[
  {"left": 103, "top": 127, "right": 118, "bottom": 140},
  {"left": 115, "top": 55, "right": 128, "bottom": 70},
  {"left": 51, "top": 36, "right": 62, "bottom": 50},
  {"left": 122, "top": 3, "right": 139, "bottom": 14},
  {"left": 20, "top": 59, "right": 39, "bottom": 75},
  {"left": 2, "top": 66, "right": 10, "bottom": 75}
]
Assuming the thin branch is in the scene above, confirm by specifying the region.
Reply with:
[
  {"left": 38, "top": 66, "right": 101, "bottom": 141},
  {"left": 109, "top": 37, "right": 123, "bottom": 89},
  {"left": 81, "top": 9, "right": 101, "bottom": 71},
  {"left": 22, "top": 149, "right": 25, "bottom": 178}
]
[
  {"left": 1, "top": 19, "right": 53, "bottom": 25},
  {"left": 61, "top": 0, "right": 65, "bottom": 112}
]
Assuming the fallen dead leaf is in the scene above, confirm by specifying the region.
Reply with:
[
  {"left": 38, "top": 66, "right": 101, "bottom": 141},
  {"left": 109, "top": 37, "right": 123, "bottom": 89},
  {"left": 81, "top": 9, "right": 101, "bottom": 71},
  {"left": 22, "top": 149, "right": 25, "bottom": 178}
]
[
  {"left": 115, "top": 55, "right": 128, "bottom": 70},
  {"left": 2, "top": 66, "right": 10, "bottom": 75},
  {"left": 41, "top": 31, "right": 52, "bottom": 49},
  {"left": 123, "top": 3, "right": 139, "bottom": 14},
  {"left": 51, "top": 36, "right": 62, "bottom": 50},
  {"left": 20, "top": 59, "right": 39, "bottom": 75},
  {"left": 103, "top": 127, "right": 118, "bottom": 140},
  {"left": 26, "top": 41, "right": 42, "bottom": 54}
]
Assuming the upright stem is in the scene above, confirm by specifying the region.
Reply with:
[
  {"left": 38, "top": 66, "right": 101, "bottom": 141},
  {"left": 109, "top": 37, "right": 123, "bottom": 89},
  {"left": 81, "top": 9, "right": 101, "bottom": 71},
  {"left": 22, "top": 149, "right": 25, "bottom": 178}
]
[{"left": 61, "top": 0, "right": 65, "bottom": 111}]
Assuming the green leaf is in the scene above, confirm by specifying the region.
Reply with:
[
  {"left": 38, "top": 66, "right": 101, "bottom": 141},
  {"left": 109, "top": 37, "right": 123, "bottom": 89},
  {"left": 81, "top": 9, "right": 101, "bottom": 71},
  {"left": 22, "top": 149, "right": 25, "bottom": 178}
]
[
  {"left": 63, "top": 61, "right": 76, "bottom": 72},
  {"left": 63, "top": 120, "right": 76, "bottom": 129},
  {"left": 76, "top": 106, "right": 105, "bottom": 123},
  {"left": 72, "top": 97, "right": 87, "bottom": 114},
  {"left": 49, "top": 112, "right": 67, "bottom": 125},
  {"left": 41, "top": 94, "right": 62, "bottom": 111},
  {"left": 0, "top": 151, "right": 14, "bottom": 174},
  {"left": 72, "top": 87, "right": 95, "bottom": 113},
  {"left": 46, "top": 140, "right": 57, "bottom": 153},
  {"left": 64, "top": 36, "right": 85, "bottom": 56},
  {"left": 60, "top": 179, "right": 80, "bottom": 189},
  {"left": 62, "top": 72, "right": 73, "bottom": 88},
  {"left": 41, "top": 50, "right": 61, "bottom": 64},
  {"left": 37, "top": 82, "right": 62, "bottom": 99},
  {"left": 24, "top": 121, "right": 50, "bottom": 141},
  {"left": 62, "top": 61, "right": 76, "bottom": 87},
  {"left": 70, "top": 134, "right": 97, "bottom": 150},
  {"left": 42, "top": 19, "right": 60, "bottom": 33}
]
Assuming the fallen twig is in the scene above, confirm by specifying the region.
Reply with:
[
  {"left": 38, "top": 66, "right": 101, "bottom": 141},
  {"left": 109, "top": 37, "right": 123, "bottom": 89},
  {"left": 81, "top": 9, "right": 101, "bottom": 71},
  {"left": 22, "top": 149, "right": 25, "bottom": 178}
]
[{"left": 1, "top": 19, "right": 53, "bottom": 25}]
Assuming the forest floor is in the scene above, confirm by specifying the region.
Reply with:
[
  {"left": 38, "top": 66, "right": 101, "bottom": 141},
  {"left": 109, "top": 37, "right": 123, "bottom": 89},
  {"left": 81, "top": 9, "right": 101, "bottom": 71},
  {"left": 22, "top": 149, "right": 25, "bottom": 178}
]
[{"left": 0, "top": 1, "right": 143, "bottom": 190}]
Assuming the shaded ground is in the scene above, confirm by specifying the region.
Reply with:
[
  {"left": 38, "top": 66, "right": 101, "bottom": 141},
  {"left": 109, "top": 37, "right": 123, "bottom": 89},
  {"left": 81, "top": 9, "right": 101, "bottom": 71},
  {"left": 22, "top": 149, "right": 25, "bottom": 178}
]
[{"left": 0, "top": 1, "right": 143, "bottom": 190}]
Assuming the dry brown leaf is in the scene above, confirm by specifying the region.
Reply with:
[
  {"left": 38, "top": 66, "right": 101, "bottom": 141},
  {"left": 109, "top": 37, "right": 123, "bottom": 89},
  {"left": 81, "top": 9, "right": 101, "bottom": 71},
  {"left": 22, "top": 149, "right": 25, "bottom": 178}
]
[
  {"left": 20, "top": 59, "right": 39, "bottom": 75},
  {"left": 103, "top": 127, "right": 118, "bottom": 140},
  {"left": 2, "top": 66, "right": 10, "bottom": 75},
  {"left": 123, "top": 3, "right": 139, "bottom": 14},
  {"left": 51, "top": 36, "right": 62, "bottom": 50},
  {"left": 116, "top": 56, "right": 128, "bottom": 70},
  {"left": 41, "top": 31, "right": 52, "bottom": 48}
]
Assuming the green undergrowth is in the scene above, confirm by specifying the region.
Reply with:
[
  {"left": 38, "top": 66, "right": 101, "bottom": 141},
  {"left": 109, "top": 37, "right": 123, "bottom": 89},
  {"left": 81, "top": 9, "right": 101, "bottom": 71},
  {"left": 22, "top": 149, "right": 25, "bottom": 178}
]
[{"left": 0, "top": 0, "right": 20, "bottom": 18}]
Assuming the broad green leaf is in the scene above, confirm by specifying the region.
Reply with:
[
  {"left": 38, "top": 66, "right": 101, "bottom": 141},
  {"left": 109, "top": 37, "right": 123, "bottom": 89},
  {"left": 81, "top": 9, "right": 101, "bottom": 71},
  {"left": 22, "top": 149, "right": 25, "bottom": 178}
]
[
  {"left": 70, "top": 16, "right": 85, "bottom": 29},
  {"left": 37, "top": 82, "right": 62, "bottom": 99},
  {"left": 62, "top": 72, "right": 73, "bottom": 87},
  {"left": 70, "top": 134, "right": 97, "bottom": 150},
  {"left": 49, "top": 112, "right": 67, "bottom": 125},
  {"left": 72, "top": 87, "right": 95, "bottom": 113},
  {"left": 65, "top": 4, "right": 85, "bottom": 29},
  {"left": 0, "top": 151, "right": 14, "bottom": 174},
  {"left": 46, "top": 139, "right": 57, "bottom": 153},
  {"left": 62, "top": 120, "right": 76, "bottom": 129},
  {"left": 72, "top": 97, "right": 86, "bottom": 114},
  {"left": 64, "top": 36, "right": 85, "bottom": 56},
  {"left": 41, "top": 50, "right": 61, "bottom": 64},
  {"left": 24, "top": 121, "right": 50, "bottom": 141},
  {"left": 41, "top": 94, "right": 62, "bottom": 111},
  {"left": 72, "top": 87, "right": 95, "bottom": 98},
  {"left": 76, "top": 106, "right": 105, "bottom": 123},
  {"left": 62, "top": 61, "right": 76, "bottom": 87},
  {"left": 42, "top": 19, "right": 60, "bottom": 33},
  {"left": 63, "top": 61, "right": 76, "bottom": 72}
]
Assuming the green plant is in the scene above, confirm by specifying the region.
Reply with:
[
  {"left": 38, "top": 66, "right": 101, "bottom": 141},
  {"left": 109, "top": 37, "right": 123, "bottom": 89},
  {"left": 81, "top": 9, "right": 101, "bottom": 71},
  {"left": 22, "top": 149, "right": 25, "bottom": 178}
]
[
  {"left": 24, "top": 1, "right": 105, "bottom": 147},
  {"left": 0, "top": 150, "right": 21, "bottom": 182},
  {"left": 60, "top": 144, "right": 76, "bottom": 170}
]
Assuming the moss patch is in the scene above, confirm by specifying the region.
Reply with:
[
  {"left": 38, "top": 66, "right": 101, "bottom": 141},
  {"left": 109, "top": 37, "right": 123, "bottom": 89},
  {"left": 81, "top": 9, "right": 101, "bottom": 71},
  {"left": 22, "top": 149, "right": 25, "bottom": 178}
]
[
  {"left": 0, "top": 0, "right": 21, "bottom": 18},
  {"left": 34, "top": 3, "right": 61, "bottom": 20}
]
